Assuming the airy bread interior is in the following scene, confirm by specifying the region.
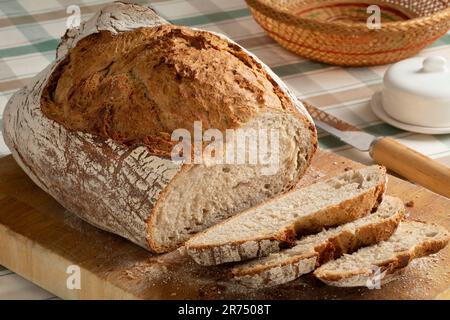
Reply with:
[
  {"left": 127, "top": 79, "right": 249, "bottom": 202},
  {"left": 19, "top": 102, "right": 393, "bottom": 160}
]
[{"left": 150, "top": 110, "right": 315, "bottom": 251}]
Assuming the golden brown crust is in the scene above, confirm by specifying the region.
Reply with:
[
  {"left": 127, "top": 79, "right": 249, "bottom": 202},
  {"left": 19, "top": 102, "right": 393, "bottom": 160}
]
[{"left": 41, "top": 25, "right": 310, "bottom": 157}]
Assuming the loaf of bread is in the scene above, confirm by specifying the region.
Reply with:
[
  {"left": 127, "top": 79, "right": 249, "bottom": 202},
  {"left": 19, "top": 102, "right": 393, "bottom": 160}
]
[{"left": 1, "top": 3, "right": 317, "bottom": 252}]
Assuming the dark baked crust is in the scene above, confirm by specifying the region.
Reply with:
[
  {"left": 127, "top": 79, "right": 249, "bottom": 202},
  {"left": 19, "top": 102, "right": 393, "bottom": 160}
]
[{"left": 41, "top": 25, "right": 313, "bottom": 157}]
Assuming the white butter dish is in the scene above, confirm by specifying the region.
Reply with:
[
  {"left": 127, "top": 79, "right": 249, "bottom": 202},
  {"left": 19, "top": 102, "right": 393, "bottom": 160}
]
[
  {"left": 371, "top": 56, "right": 450, "bottom": 133},
  {"left": 371, "top": 92, "right": 450, "bottom": 135}
]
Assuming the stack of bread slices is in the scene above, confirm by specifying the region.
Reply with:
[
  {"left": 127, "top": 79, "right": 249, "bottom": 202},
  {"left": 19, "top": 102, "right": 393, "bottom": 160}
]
[{"left": 185, "top": 165, "right": 449, "bottom": 288}]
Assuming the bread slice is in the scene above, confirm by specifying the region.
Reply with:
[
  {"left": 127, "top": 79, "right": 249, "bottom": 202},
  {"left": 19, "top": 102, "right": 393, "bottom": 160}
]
[
  {"left": 185, "top": 165, "right": 387, "bottom": 266},
  {"left": 230, "top": 196, "right": 404, "bottom": 288},
  {"left": 314, "top": 221, "right": 450, "bottom": 287}
]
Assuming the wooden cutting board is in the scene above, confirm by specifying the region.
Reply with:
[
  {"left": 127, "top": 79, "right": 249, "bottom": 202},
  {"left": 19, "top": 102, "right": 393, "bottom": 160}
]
[{"left": 0, "top": 150, "right": 449, "bottom": 300}]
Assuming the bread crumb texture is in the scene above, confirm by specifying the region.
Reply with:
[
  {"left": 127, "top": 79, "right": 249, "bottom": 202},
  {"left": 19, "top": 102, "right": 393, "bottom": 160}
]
[{"left": 41, "top": 25, "right": 295, "bottom": 156}]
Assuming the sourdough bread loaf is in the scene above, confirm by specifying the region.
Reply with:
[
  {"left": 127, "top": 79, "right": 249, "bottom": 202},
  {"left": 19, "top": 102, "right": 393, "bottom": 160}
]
[
  {"left": 230, "top": 196, "right": 404, "bottom": 288},
  {"left": 185, "top": 166, "right": 387, "bottom": 265},
  {"left": 314, "top": 221, "right": 450, "bottom": 287},
  {"left": 1, "top": 3, "right": 317, "bottom": 253}
]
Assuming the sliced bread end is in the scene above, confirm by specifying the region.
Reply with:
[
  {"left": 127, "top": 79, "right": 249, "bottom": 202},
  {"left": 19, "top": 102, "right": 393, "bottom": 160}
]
[
  {"left": 314, "top": 221, "right": 449, "bottom": 288},
  {"left": 230, "top": 196, "right": 404, "bottom": 288}
]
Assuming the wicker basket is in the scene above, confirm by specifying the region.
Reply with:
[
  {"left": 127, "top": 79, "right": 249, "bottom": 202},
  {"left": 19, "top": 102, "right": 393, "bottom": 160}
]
[{"left": 246, "top": 0, "right": 450, "bottom": 66}]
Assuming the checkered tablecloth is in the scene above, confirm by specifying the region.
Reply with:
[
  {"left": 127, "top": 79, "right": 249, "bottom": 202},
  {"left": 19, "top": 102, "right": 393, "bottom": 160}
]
[{"left": 0, "top": 0, "right": 449, "bottom": 300}]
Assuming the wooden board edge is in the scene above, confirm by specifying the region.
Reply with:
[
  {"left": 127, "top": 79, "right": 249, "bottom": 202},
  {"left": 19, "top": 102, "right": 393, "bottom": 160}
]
[
  {"left": 0, "top": 222, "right": 139, "bottom": 300},
  {"left": 435, "top": 287, "right": 450, "bottom": 300}
]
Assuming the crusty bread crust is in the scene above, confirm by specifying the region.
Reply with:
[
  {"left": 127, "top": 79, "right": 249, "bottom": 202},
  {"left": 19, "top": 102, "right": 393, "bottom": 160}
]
[
  {"left": 231, "top": 255, "right": 318, "bottom": 289},
  {"left": 186, "top": 166, "right": 387, "bottom": 265},
  {"left": 43, "top": 25, "right": 315, "bottom": 157},
  {"left": 314, "top": 222, "right": 450, "bottom": 287},
  {"left": 2, "top": 2, "right": 317, "bottom": 253},
  {"left": 230, "top": 196, "right": 404, "bottom": 288}
]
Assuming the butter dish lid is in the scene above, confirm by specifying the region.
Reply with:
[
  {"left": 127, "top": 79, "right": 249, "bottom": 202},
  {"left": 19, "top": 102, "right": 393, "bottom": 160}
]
[{"left": 383, "top": 56, "right": 450, "bottom": 99}]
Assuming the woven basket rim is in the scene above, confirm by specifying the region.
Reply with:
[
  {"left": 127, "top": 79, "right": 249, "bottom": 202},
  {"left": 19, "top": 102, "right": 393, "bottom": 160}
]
[{"left": 246, "top": 0, "right": 450, "bottom": 31}]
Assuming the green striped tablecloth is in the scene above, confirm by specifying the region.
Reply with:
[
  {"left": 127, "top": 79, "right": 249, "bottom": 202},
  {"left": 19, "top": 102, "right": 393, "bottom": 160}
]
[{"left": 0, "top": 0, "right": 449, "bottom": 300}]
